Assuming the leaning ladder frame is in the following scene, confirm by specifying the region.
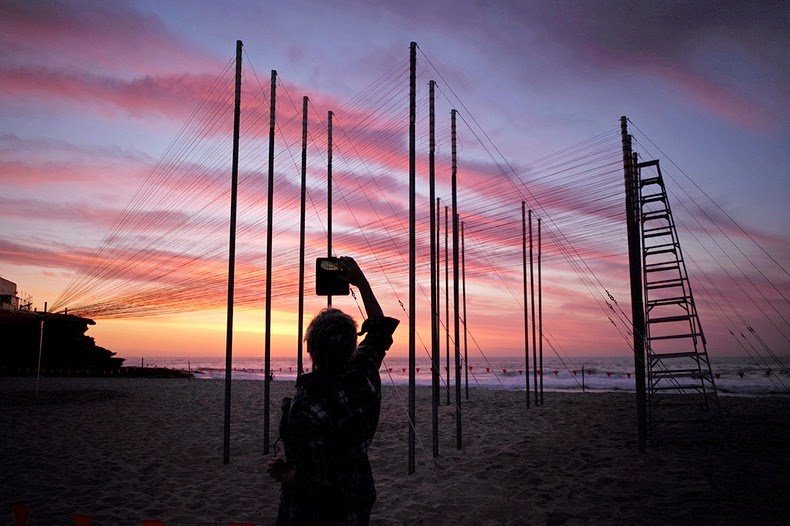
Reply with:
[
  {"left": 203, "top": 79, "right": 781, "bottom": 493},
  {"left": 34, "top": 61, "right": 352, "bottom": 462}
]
[{"left": 637, "top": 159, "right": 720, "bottom": 438}]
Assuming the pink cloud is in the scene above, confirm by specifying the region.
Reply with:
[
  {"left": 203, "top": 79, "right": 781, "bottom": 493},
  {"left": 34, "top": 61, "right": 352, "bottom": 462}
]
[
  {"left": 361, "top": 0, "right": 787, "bottom": 132},
  {"left": 647, "top": 63, "right": 773, "bottom": 131},
  {"left": 0, "top": 1, "right": 220, "bottom": 75},
  {"left": 0, "top": 196, "right": 133, "bottom": 227},
  {"left": 0, "top": 158, "right": 150, "bottom": 188},
  {"left": 0, "top": 66, "right": 228, "bottom": 121}
]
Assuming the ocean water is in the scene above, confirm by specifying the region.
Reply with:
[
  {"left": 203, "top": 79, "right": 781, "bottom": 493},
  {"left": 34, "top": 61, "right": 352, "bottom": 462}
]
[{"left": 130, "top": 355, "right": 789, "bottom": 396}]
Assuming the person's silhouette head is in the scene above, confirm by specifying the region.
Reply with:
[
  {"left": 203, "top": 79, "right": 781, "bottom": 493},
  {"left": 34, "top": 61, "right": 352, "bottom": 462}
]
[{"left": 305, "top": 308, "right": 358, "bottom": 373}]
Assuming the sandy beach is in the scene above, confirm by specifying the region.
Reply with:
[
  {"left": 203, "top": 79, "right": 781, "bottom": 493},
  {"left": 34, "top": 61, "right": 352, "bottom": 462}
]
[{"left": 2, "top": 377, "right": 788, "bottom": 525}]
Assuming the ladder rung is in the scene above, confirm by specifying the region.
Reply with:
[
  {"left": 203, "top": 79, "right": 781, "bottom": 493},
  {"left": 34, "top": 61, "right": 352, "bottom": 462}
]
[
  {"left": 645, "top": 279, "right": 683, "bottom": 290},
  {"left": 648, "top": 333, "right": 701, "bottom": 341},
  {"left": 645, "top": 260, "right": 679, "bottom": 268},
  {"left": 651, "top": 393, "right": 715, "bottom": 401},
  {"left": 650, "top": 351, "right": 700, "bottom": 360},
  {"left": 651, "top": 369, "right": 704, "bottom": 378},
  {"left": 640, "top": 176, "right": 663, "bottom": 187},
  {"left": 645, "top": 278, "right": 685, "bottom": 290},
  {"left": 644, "top": 247, "right": 678, "bottom": 256},
  {"left": 638, "top": 160, "right": 660, "bottom": 169},
  {"left": 646, "top": 283, "right": 684, "bottom": 291},
  {"left": 651, "top": 385, "right": 704, "bottom": 392},
  {"left": 652, "top": 385, "right": 707, "bottom": 391},
  {"left": 642, "top": 230, "right": 673, "bottom": 239},
  {"left": 642, "top": 211, "right": 669, "bottom": 220},
  {"left": 648, "top": 315, "right": 692, "bottom": 324},
  {"left": 645, "top": 242, "right": 678, "bottom": 251},
  {"left": 641, "top": 194, "right": 666, "bottom": 204},
  {"left": 645, "top": 264, "right": 680, "bottom": 273},
  {"left": 646, "top": 296, "right": 691, "bottom": 307}
]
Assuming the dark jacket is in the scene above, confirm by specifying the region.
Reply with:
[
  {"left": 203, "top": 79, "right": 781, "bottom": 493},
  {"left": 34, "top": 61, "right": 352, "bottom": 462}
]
[{"left": 276, "top": 316, "right": 399, "bottom": 526}]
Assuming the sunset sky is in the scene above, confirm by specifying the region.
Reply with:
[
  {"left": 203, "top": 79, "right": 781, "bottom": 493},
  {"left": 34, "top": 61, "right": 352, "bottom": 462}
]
[{"left": 1, "top": 1, "right": 787, "bottom": 362}]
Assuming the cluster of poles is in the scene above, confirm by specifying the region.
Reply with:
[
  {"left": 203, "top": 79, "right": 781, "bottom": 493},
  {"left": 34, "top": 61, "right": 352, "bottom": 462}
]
[
  {"left": 42, "top": 34, "right": 782, "bottom": 467},
  {"left": 220, "top": 41, "right": 546, "bottom": 472},
  {"left": 621, "top": 117, "right": 648, "bottom": 451}
]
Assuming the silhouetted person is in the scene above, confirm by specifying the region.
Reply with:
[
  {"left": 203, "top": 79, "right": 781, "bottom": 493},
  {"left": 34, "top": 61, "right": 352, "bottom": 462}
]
[{"left": 268, "top": 257, "right": 399, "bottom": 525}]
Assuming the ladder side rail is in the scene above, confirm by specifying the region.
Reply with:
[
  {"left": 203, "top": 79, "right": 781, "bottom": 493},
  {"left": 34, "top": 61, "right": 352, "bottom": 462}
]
[
  {"left": 639, "top": 165, "right": 686, "bottom": 422},
  {"left": 652, "top": 163, "right": 718, "bottom": 410},
  {"left": 639, "top": 161, "right": 719, "bottom": 431},
  {"left": 637, "top": 162, "right": 658, "bottom": 428},
  {"left": 644, "top": 161, "right": 720, "bottom": 418}
]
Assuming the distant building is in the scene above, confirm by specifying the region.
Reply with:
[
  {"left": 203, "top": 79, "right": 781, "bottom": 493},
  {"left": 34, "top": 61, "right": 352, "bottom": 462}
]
[{"left": 0, "top": 277, "right": 19, "bottom": 311}]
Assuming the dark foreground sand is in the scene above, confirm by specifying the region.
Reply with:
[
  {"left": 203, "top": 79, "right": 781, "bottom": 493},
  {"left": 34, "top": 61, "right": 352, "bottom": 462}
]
[{"left": 1, "top": 377, "right": 788, "bottom": 525}]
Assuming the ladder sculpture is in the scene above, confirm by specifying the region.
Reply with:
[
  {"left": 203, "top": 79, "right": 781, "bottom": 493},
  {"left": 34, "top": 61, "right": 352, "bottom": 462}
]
[{"left": 637, "top": 159, "right": 720, "bottom": 439}]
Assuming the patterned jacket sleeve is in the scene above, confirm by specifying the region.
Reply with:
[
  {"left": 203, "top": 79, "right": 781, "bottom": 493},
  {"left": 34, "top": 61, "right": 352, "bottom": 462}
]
[{"left": 354, "top": 316, "right": 400, "bottom": 371}]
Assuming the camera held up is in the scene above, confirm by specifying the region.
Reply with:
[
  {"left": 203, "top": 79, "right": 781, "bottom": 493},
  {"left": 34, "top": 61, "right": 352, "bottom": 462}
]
[{"left": 315, "top": 257, "right": 351, "bottom": 296}]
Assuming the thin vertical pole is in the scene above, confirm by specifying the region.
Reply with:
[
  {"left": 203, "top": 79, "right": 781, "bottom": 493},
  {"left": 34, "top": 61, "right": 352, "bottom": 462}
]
[
  {"left": 538, "top": 217, "right": 544, "bottom": 405},
  {"left": 297, "top": 96, "right": 309, "bottom": 379},
  {"left": 521, "top": 202, "right": 530, "bottom": 407},
  {"left": 37, "top": 302, "right": 47, "bottom": 396},
  {"left": 407, "top": 40, "right": 417, "bottom": 475},
  {"left": 35, "top": 318, "right": 44, "bottom": 398},
  {"left": 444, "top": 204, "right": 450, "bottom": 405},
  {"left": 428, "top": 80, "right": 439, "bottom": 457},
  {"left": 461, "top": 219, "right": 469, "bottom": 400},
  {"left": 327, "top": 110, "right": 334, "bottom": 307},
  {"left": 264, "top": 69, "right": 277, "bottom": 455},
  {"left": 437, "top": 196, "right": 442, "bottom": 404},
  {"left": 621, "top": 115, "right": 647, "bottom": 451},
  {"left": 582, "top": 365, "right": 586, "bottom": 394},
  {"left": 530, "top": 210, "right": 538, "bottom": 405},
  {"left": 223, "top": 39, "right": 243, "bottom": 465},
  {"left": 451, "top": 108, "right": 462, "bottom": 450}
]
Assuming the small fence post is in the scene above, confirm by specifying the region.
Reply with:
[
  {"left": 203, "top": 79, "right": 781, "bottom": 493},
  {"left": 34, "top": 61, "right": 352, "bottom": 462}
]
[{"left": 582, "top": 365, "right": 586, "bottom": 394}]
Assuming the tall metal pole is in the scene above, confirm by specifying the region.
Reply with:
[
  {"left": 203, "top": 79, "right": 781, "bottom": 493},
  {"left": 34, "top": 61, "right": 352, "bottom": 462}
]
[
  {"left": 437, "top": 196, "right": 443, "bottom": 404},
  {"left": 451, "top": 108, "right": 462, "bottom": 450},
  {"left": 444, "top": 204, "right": 450, "bottom": 405},
  {"left": 621, "top": 115, "right": 647, "bottom": 451},
  {"left": 521, "top": 202, "right": 531, "bottom": 407},
  {"left": 530, "top": 209, "right": 538, "bottom": 405},
  {"left": 223, "top": 39, "right": 243, "bottom": 465},
  {"left": 297, "top": 96, "right": 309, "bottom": 378},
  {"left": 39, "top": 301, "right": 46, "bottom": 395},
  {"left": 407, "top": 40, "right": 417, "bottom": 475},
  {"left": 428, "top": 80, "right": 439, "bottom": 457},
  {"left": 264, "top": 69, "right": 277, "bottom": 455},
  {"left": 327, "top": 110, "right": 334, "bottom": 307},
  {"left": 461, "top": 219, "right": 469, "bottom": 400},
  {"left": 35, "top": 318, "right": 44, "bottom": 398},
  {"left": 538, "top": 217, "right": 544, "bottom": 405}
]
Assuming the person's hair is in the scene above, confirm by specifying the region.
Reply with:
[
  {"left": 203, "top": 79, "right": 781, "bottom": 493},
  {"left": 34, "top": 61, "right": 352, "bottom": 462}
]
[{"left": 305, "top": 308, "right": 358, "bottom": 373}]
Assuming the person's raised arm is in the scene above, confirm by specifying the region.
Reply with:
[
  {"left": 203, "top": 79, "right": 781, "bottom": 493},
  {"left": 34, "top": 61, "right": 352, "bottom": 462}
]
[{"left": 340, "top": 256, "right": 383, "bottom": 318}]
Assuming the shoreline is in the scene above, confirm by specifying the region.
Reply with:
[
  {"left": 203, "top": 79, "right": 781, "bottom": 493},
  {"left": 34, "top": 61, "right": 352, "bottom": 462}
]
[
  {"left": 8, "top": 371, "right": 786, "bottom": 398},
  {"left": 143, "top": 354, "right": 790, "bottom": 397},
  {"left": 2, "top": 377, "right": 788, "bottom": 525}
]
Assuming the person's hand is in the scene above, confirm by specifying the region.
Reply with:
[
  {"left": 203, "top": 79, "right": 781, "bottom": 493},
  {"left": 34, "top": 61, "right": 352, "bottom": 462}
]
[
  {"left": 339, "top": 256, "right": 366, "bottom": 287},
  {"left": 340, "top": 255, "right": 383, "bottom": 317},
  {"left": 267, "top": 458, "right": 296, "bottom": 483}
]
